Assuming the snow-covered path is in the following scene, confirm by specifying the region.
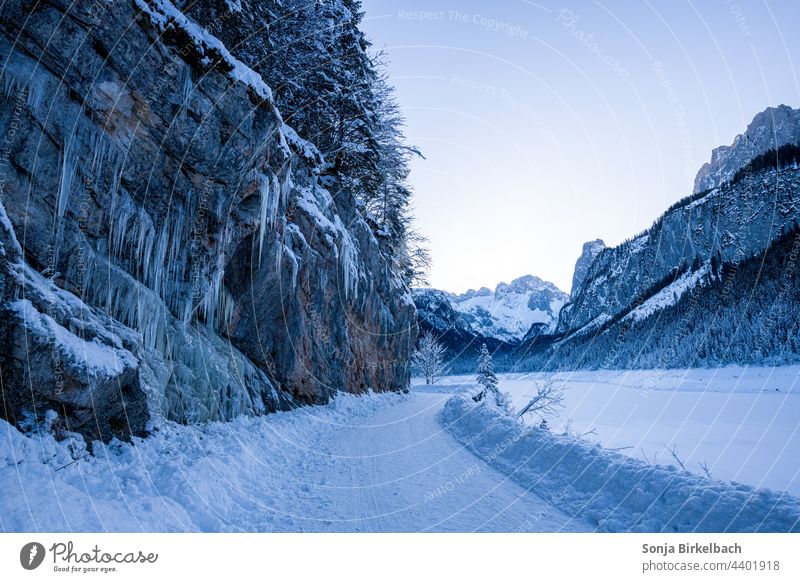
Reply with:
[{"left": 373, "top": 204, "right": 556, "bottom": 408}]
[
  {"left": 1, "top": 389, "right": 586, "bottom": 532},
  {"left": 303, "top": 389, "right": 585, "bottom": 532}
]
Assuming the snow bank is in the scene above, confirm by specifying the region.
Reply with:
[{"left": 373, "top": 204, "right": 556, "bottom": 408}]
[
  {"left": 440, "top": 395, "right": 800, "bottom": 532},
  {"left": 497, "top": 369, "right": 800, "bottom": 496},
  {"left": 0, "top": 392, "right": 405, "bottom": 532}
]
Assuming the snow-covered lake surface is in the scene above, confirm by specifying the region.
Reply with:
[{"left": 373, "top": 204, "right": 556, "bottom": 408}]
[{"left": 424, "top": 366, "right": 800, "bottom": 496}]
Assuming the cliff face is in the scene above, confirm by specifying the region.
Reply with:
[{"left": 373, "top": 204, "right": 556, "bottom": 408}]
[
  {"left": 570, "top": 239, "right": 605, "bottom": 297},
  {"left": 0, "top": 0, "right": 415, "bottom": 441}
]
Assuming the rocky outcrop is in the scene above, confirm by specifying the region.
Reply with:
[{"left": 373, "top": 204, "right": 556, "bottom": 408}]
[
  {"left": 0, "top": 0, "right": 415, "bottom": 441},
  {"left": 570, "top": 239, "right": 605, "bottom": 296},
  {"left": 693, "top": 104, "right": 800, "bottom": 193}
]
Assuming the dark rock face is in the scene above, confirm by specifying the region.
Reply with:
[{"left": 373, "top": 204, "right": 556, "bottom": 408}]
[
  {"left": 0, "top": 0, "right": 414, "bottom": 441},
  {"left": 570, "top": 239, "right": 605, "bottom": 297},
  {"left": 693, "top": 105, "right": 800, "bottom": 193}
]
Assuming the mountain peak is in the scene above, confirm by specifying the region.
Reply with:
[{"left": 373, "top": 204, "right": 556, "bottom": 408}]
[
  {"left": 570, "top": 239, "right": 606, "bottom": 296},
  {"left": 693, "top": 104, "right": 800, "bottom": 193},
  {"left": 417, "top": 275, "right": 568, "bottom": 343}
]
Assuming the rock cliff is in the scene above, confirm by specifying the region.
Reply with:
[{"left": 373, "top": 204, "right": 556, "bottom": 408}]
[{"left": 0, "top": 0, "right": 415, "bottom": 442}]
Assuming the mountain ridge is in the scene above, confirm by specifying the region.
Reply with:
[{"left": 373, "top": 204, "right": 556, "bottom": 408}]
[
  {"left": 521, "top": 104, "right": 800, "bottom": 370},
  {"left": 416, "top": 274, "right": 567, "bottom": 344}
]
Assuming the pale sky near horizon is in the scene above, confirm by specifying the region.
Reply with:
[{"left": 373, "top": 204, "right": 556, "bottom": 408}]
[{"left": 360, "top": 0, "right": 800, "bottom": 294}]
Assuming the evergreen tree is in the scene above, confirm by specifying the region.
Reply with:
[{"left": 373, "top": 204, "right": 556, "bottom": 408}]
[
  {"left": 473, "top": 344, "right": 505, "bottom": 409},
  {"left": 475, "top": 344, "right": 498, "bottom": 394},
  {"left": 181, "top": 0, "right": 428, "bottom": 288}
]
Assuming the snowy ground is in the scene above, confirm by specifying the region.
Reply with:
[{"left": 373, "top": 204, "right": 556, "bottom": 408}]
[
  {"left": 0, "top": 390, "right": 584, "bottom": 532},
  {"left": 441, "top": 393, "right": 800, "bottom": 532},
  {"left": 3, "top": 365, "right": 797, "bottom": 532},
  {"left": 431, "top": 366, "right": 800, "bottom": 496}
]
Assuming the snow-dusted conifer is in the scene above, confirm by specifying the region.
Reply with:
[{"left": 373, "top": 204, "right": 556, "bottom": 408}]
[
  {"left": 473, "top": 344, "right": 512, "bottom": 412},
  {"left": 475, "top": 343, "right": 498, "bottom": 397}
]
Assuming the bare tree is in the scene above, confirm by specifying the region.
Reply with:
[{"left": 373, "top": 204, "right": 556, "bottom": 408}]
[
  {"left": 517, "top": 380, "right": 566, "bottom": 421},
  {"left": 412, "top": 331, "right": 449, "bottom": 384}
]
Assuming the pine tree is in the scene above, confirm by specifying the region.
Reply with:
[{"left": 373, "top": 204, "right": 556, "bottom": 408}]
[
  {"left": 412, "top": 331, "right": 449, "bottom": 384},
  {"left": 475, "top": 344, "right": 498, "bottom": 394},
  {"left": 472, "top": 344, "right": 510, "bottom": 411}
]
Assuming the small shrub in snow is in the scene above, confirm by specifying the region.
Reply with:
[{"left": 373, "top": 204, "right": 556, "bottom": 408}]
[{"left": 517, "top": 379, "right": 565, "bottom": 422}]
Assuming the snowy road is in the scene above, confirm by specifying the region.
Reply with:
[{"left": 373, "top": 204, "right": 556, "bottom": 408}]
[
  {"left": 1, "top": 389, "right": 587, "bottom": 532},
  {"left": 301, "top": 389, "right": 586, "bottom": 532}
]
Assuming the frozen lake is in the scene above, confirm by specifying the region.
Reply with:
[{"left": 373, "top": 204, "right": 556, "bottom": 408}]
[{"left": 417, "top": 366, "right": 800, "bottom": 496}]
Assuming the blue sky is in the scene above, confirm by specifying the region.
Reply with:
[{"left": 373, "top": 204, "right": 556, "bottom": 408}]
[{"left": 360, "top": 0, "right": 800, "bottom": 293}]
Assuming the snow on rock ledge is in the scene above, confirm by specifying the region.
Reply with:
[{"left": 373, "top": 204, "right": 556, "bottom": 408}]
[{"left": 440, "top": 395, "right": 800, "bottom": 532}]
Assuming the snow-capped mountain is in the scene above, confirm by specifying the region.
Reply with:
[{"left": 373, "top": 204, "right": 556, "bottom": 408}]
[
  {"left": 413, "top": 275, "right": 567, "bottom": 372},
  {"left": 450, "top": 275, "right": 568, "bottom": 341},
  {"left": 416, "top": 275, "right": 568, "bottom": 344},
  {"left": 523, "top": 104, "right": 800, "bottom": 371}
]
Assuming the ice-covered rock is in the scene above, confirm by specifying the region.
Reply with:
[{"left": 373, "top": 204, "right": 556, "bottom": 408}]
[{"left": 0, "top": 0, "right": 414, "bottom": 441}]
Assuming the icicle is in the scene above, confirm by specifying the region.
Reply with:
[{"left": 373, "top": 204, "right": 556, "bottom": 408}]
[
  {"left": 109, "top": 194, "right": 135, "bottom": 261},
  {"left": 57, "top": 133, "right": 78, "bottom": 220},
  {"left": 280, "top": 162, "right": 293, "bottom": 206},
  {"left": 0, "top": 62, "right": 47, "bottom": 114},
  {"left": 179, "top": 65, "right": 193, "bottom": 104},
  {"left": 274, "top": 238, "right": 283, "bottom": 275},
  {"left": 332, "top": 215, "right": 359, "bottom": 301},
  {"left": 257, "top": 173, "right": 282, "bottom": 263}
]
